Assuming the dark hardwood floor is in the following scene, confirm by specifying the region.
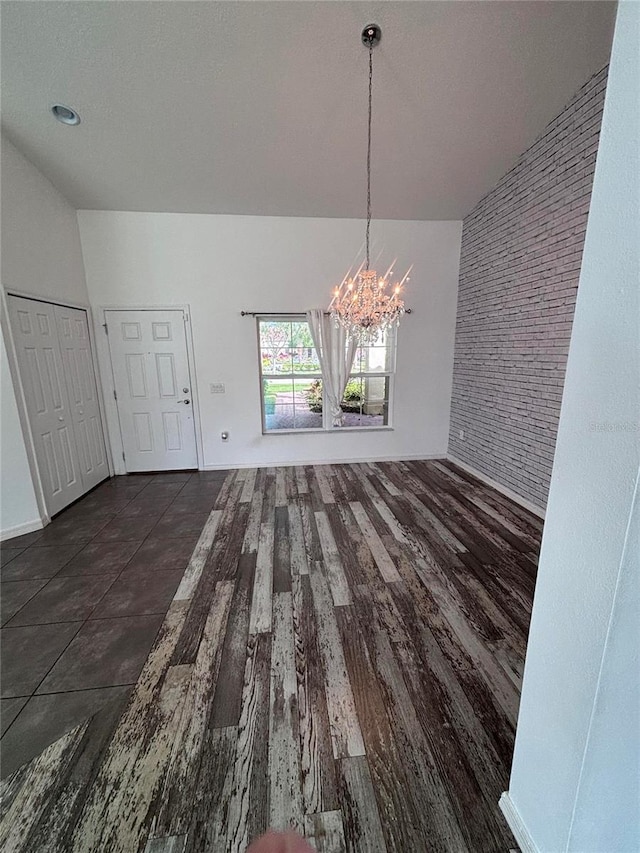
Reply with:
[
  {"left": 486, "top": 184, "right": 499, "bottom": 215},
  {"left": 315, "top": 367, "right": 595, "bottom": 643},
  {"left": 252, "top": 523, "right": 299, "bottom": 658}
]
[{"left": 0, "top": 460, "right": 542, "bottom": 852}]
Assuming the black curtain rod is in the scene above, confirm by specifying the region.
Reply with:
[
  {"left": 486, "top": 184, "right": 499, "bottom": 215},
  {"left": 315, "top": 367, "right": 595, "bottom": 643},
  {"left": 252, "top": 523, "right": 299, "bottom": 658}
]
[{"left": 240, "top": 309, "right": 412, "bottom": 317}]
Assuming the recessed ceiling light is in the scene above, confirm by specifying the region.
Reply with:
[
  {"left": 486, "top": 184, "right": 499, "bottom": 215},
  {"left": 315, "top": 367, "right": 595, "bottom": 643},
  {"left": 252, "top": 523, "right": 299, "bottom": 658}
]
[{"left": 51, "top": 104, "right": 80, "bottom": 126}]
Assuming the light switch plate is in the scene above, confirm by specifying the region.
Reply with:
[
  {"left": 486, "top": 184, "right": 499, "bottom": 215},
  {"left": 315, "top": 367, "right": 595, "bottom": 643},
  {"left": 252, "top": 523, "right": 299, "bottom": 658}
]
[{"left": 210, "top": 382, "right": 225, "bottom": 394}]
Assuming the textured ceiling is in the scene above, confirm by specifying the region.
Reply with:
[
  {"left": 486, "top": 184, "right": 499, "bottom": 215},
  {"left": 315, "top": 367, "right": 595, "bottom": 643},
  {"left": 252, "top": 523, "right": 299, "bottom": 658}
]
[{"left": 1, "top": 1, "right": 615, "bottom": 219}]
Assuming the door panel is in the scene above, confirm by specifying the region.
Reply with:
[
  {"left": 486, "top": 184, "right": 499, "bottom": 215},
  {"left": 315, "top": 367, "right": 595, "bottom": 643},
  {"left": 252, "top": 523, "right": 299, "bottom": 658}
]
[
  {"left": 8, "top": 297, "right": 84, "bottom": 515},
  {"left": 54, "top": 305, "right": 109, "bottom": 491},
  {"left": 106, "top": 309, "right": 197, "bottom": 472}
]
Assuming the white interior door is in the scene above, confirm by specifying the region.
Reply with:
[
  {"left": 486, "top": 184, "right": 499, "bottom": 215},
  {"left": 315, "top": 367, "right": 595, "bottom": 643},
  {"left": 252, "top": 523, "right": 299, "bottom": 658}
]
[
  {"left": 105, "top": 309, "right": 198, "bottom": 472},
  {"left": 54, "top": 305, "right": 109, "bottom": 491},
  {"left": 8, "top": 296, "right": 84, "bottom": 515}
]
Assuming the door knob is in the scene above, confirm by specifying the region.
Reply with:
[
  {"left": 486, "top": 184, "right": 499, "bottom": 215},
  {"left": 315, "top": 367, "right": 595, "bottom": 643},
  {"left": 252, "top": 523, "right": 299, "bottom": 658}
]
[
  {"left": 178, "top": 399, "right": 190, "bottom": 405},
  {"left": 58, "top": 416, "right": 64, "bottom": 421}
]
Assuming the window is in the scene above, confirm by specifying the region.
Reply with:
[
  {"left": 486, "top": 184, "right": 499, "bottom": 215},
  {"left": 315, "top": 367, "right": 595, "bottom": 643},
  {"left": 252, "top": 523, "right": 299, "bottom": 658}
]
[
  {"left": 258, "top": 317, "right": 395, "bottom": 433},
  {"left": 343, "top": 329, "right": 395, "bottom": 427},
  {"left": 259, "top": 318, "right": 323, "bottom": 431}
]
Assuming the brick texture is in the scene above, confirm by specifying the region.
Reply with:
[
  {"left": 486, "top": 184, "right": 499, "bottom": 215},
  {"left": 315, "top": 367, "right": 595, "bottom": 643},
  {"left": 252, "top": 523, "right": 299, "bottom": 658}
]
[{"left": 448, "top": 66, "right": 608, "bottom": 510}]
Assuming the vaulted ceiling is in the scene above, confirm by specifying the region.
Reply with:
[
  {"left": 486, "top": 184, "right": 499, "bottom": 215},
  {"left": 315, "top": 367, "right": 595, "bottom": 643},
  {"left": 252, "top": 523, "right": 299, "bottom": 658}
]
[{"left": 1, "top": 1, "right": 615, "bottom": 219}]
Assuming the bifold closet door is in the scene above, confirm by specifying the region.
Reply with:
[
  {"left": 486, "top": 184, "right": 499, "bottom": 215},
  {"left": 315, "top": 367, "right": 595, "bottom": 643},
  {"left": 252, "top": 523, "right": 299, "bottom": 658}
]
[
  {"left": 8, "top": 296, "right": 108, "bottom": 516},
  {"left": 54, "top": 304, "right": 109, "bottom": 491}
]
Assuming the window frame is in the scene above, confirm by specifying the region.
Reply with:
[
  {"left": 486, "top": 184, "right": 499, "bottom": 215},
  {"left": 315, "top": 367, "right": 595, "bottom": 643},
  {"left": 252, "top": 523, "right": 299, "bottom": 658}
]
[{"left": 256, "top": 315, "right": 396, "bottom": 435}]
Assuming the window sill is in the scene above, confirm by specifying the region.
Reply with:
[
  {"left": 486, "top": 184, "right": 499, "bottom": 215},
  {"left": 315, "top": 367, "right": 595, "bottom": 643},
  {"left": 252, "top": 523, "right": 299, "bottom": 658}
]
[{"left": 262, "top": 426, "right": 394, "bottom": 436}]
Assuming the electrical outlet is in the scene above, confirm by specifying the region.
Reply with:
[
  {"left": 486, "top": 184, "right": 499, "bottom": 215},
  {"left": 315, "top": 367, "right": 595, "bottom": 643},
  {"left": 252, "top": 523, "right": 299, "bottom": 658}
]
[
  {"left": 459, "top": 429, "right": 465, "bottom": 440},
  {"left": 210, "top": 382, "right": 225, "bottom": 394}
]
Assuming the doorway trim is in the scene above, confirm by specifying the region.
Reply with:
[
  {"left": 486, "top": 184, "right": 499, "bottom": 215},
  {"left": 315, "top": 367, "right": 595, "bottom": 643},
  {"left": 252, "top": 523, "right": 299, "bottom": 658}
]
[
  {"left": 1, "top": 286, "right": 115, "bottom": 527},
  {"left": 97, "top": 304, "right": 204, "bottom": 474}
]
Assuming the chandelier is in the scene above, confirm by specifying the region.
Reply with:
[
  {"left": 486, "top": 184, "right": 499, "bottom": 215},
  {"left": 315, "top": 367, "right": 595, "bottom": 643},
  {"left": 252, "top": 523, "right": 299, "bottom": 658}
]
[{"left": 329, "top": 24, "right": 411, "bottom": 345}]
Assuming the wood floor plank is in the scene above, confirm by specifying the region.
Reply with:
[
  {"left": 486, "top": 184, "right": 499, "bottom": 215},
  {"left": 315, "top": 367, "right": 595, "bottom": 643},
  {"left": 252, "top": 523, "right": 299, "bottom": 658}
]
[
  {"left": 273, "top": 505, "right": 292, "bottom": 593},
  {"left": 308, "top": 563, "right": 365, "bottom": 759},
  {"left": 210, "top": 500, "right": 251, "bottom": 583},
  {"left": 268, "top": 592, "right": 304, "bottom": 834},
  {"left": 225, "top": 632, "right": 272, "bottom": 852},
  {"left": 184, "top": 725, "right": 237, "bottom": 853},
  {"left": 260, "top": 468, "right": 277, "bottom": 525},
  {"left": 295, "top": 465, "right": 310, "bottom": 495},
  {"left": 275, "top": 466, "right": 287, "bottom": 508},
  {"left": 367, "top": 463, "right": 402, "bottom": 497},
  {"left": 213, "top": 470, "right": 239, "bottom": 509},
  {"left": 145, "top": 835, "right": 186, "bottom": 853},
  {"left": 350, "top": 466, "right": 407, "bottom": 542},
  {"left": 210, "top": 556, "right": 257, "bottom": 728},
  {"left": 171, "top": 485, "right": 243, "bottom": 664},
  {"left": 150, "top": 580, "right": 235, "bottom": 837},
  {"left": 292, "top": 574, "right": 339, "bottom": 814},
  {"left": 314, "top": 465, "right": 336, "bottom": 504},
  {"left": 331, "top": 464, "right": 360, "bottom": 503},
  {"left": 288, "top": 503, "right": 309, "bottom": 576},
  {"left": 173, "top": 509, "right": 222, "bottom": 602},
  {"left": 304, "top": 811, "right": 346, "bottom": 853},
  {"left": 242, "top": 471, "right": 265, "bottom": 555},
  {"left": 327, "top": 465, "right": 349, "bottom": 503},
  {"left": 349, "top": 502, "right": 400, "bottom": 584},
  {"left": 314, "top": 511, "right": 351, "bottom": 606},
  {"left": 304, "top": 466, "right": 325, "bottom": 513},
  {"left": 249, "top": 522, "right": 274, "bottom": 634},
  {"left": 337, "top": 756, "right": 387, "bottom": 853},
  {"left": 300, "top": 496, "right": 322, "bottom": 563},
  {"left": 240, "top": 468, "right": 258, "bottom": 503},
  {"left": 329, "top": 503, "right": 385, "bottom": 592},
  {"left": 284, "top": 465, "right": 298, "bottom": 502}
]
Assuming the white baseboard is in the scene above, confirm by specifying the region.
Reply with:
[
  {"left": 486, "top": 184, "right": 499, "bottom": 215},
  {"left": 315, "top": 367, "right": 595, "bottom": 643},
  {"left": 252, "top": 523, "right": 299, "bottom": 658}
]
[
  {"left": 1, "top": 517, "right": 45, "bottom": 543},
  {"left": 499, "top": 792, "right": 539, "bottom": 853},
  {"left": 446, "top": 455, "right": 545, "bottom": 519},
  {"left": 201, "top": 453, "right": 444, "bottom": 471}
]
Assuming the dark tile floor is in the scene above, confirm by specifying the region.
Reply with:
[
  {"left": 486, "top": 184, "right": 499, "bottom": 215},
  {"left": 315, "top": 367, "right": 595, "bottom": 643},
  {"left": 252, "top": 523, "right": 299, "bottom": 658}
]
[{"left": 0, "top": 469, "right": 229, "bottom": 778}]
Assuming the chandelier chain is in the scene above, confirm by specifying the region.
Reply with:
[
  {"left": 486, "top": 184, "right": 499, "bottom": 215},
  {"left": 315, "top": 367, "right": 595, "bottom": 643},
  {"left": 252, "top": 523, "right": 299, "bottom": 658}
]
[
  {"left": 365, "top": 41, "right": 373, "bottom": 271},
  {"left": 328, "top": 24, "right": 409, "bottom": 345}
]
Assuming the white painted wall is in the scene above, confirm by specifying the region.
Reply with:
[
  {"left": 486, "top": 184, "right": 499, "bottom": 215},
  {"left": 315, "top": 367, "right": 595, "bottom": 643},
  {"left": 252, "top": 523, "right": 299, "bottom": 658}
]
[
  {"left": 1, "top": 136, "right": 89, "bottom": 304},
  {"left": 504, "top": 3, "right": 640, "bottom": 851},
  {"left": 0, "top": 330, "right": 40, "bottom": 537},
  {"left": 1, "top": 135, "right": 91, "bottom": 537},
  {"left": 77, "top": 212, "right": 461, "bottom": 470}
]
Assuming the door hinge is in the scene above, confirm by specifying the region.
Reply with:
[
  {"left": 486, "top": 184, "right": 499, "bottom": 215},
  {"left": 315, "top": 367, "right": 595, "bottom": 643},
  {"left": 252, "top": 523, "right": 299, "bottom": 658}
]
[
  {"left": 103, "top": 323, "right": 108, "bottom": 335},
  {"left": 122, "top": 451, "right": 125, "bottom": 461},
  {"left": 113, "top": 389, "right": 117, "bottom": 401}
]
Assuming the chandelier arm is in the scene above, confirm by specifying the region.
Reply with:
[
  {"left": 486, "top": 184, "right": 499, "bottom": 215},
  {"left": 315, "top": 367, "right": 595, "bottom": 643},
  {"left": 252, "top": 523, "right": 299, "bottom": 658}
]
[{"left": 365, "top": 41, "right": 373, "bottom": 272}]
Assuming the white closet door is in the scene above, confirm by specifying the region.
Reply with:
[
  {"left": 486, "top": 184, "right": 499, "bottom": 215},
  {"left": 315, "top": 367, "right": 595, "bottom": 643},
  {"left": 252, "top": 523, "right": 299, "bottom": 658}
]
[
  {"left": 8, "top": 296, "right": 84, "bottom": 515},
  {"left": 54, "top": 305, "right": 109, "bottom": 491},
  {"left": 105, "top": 309, "right": 197, "bottom": 472}
]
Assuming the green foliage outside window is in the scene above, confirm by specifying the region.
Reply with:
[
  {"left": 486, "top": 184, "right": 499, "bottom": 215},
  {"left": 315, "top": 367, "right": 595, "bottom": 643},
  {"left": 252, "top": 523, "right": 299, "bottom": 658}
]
[{"left": 305, "top": 379, "right": 363, "bottom": 414}]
